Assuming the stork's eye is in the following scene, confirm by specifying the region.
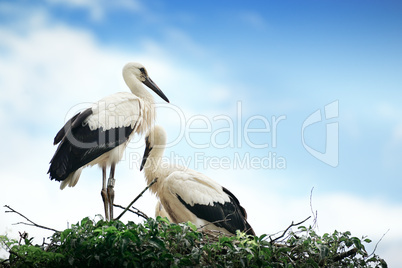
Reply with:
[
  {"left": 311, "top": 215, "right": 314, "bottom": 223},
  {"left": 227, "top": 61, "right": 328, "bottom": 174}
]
[{"left": 139, "top": 67, "right": 146, "bottom": 74}]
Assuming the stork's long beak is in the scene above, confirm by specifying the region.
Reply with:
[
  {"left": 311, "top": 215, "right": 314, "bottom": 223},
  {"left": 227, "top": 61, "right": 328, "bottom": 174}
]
[
  {"left": 140, "top": 139, "right": 152, "bottom": 171},
  {"left": 143, "top": 76, "right": 170, "bottom": 103}
]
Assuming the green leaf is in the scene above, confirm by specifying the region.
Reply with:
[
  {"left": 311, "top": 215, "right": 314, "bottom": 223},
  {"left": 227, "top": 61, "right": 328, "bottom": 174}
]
[
  {"left": 351, "top": 237, "right": 363, "bottom": 250},
  {"left": 186, "top": 221, "right": 197, "bottom": 232},
  {"left": 364, "top": 238, "right": 372, "bottom": 243},
  {"left": 298, "top": 226, "right": 308, "bottom": 231},
  {"left": 149, "top": 237, "right": 165, "bottom": 250}
]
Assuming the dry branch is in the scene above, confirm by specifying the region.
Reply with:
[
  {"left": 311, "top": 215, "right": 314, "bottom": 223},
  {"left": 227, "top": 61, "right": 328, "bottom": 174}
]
[
  {"left": 269, "top": 216, "right": 311, "bottom": 243},
  {"left": 198, "top": 211, "right": 234, "bottom": 232},
  {"left": 114, "top": 178, "right": 157, "bottom": 221},
  {"left": 368, "top": 229, "right": 389, "bottom": 258},
  {"left": 113, "top": 204, "right": 149, "bottom": 220},
  {"left": 4, "top": 205, "right": 59, "bottom": 233}
]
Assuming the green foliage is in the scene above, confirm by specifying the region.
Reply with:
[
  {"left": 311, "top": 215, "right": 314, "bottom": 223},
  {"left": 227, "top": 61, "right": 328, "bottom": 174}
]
[
  {"left": 1, "top": 217, "right": 387, "bottom": 267},
  {"left": 0, "top": 234, "right": 64, "bottom": 267}
]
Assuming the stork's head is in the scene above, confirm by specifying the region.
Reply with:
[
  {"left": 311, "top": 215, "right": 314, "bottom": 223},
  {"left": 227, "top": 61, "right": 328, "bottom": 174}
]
[
  {"left": 140, "top": 125, "right": 167, "bottom": 171},
  {"left": 123, "top": 62, "right": 169, "bottom": 103}
]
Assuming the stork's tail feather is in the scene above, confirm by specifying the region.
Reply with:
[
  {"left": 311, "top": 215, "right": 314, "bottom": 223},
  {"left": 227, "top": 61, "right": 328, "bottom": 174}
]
[
  {"left": 60, "top": 168, "right": 83, "bottom": 189},
  {"left": 48, "top": 141, "right": 84, "bottom": 189},
  {"left": 48, "top": 140, "right": 74, "bottom": 182}
]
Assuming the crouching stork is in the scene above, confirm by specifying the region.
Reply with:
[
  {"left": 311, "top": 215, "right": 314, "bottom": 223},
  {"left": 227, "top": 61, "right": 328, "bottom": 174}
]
[{"left": 140, "top": 125, "right": 255, "bottom": 235}]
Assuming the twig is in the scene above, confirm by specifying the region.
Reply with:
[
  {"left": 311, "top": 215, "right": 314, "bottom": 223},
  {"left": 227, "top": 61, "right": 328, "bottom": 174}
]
[
  {"left": 269, "top": 216, "right": 311, "bottom": 243},
  {"left": 113, "top": 204, "right": 149, "bottom": 220},
  {"left": 114, "top": 178, "right": 158, "bottom": 221},
  {"left": 18, "top": 231, "right": 28, "bottom": 245},
  {"left": 198, "top": 211, "right": 235, "bottom": 233},
  {"left": 199, "top": 217, "right": 232, "bottom": 230},
  {"left": 4, "top": 205, "right": 59, "bottom": 232},
  {"left": 310, "top": 187, "right": 318, "bottom": 229},
  {"left": 129, "top": 206, "right": 149, "bottom": 219},
  {"left": 368, "top": 229, "right": 389, "bottom": 258},
  {"left": 197, "top": 211, "right": 255, "bottom": 236}
]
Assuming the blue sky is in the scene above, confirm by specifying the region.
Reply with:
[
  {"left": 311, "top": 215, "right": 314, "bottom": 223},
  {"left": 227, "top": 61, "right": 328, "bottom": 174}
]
[{"left": 1, "top": 0, "right": 402, "bottom": 265}]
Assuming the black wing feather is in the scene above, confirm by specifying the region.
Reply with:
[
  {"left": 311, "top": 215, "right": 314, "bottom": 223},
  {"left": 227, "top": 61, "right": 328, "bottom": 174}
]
[
  {"left": 222, "top": 187, "right": 248, "bottom": 219},
  {"left": 177, "top": 189, "right": 255, "bottom": 235},
  {"left": 53, "top": 108, "right": 93, "bottom": 145},
  {"left": 48, "top": 109, "right": 135, "bottom": 181}
]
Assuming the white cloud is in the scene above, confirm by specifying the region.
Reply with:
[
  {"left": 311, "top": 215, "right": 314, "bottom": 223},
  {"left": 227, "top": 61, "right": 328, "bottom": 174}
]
[
  {"left": 374, "top": 102, "right": 402, "bottom": 169},
  {"left": 376, "top": 101, "right": 402, "bottom": 120},
  {"left": 209, "top": 85, "right": 231, "bottom": 103},
  {"left": 382, "top": 102, "right": 402, "bottom": 145},
  {"left": 45, "top": 0, "right": 142, "bottom": 21},
  {"left": 0, "top": 13, "right": 157, "bottom": 133}
]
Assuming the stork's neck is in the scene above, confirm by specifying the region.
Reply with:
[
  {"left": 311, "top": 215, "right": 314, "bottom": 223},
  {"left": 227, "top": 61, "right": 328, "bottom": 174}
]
[
  {"left": 124, "top": 76, "right": 154, "bottom": 104},
  {"left": 144, "top": 149, "right": 167, "bottom": 194},
  {"left": 144, "top": 157, "right": 162, "bottom": 183}
]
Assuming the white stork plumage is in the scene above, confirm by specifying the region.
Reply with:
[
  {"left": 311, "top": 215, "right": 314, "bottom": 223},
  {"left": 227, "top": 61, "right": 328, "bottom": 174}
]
[
  {"left": 48, "top": 62, "right": 169, "bottom": 221},
  {"left": 155, "top": 200, "right": 172, "bottom": 221},
  {"left": 140, "top": 125, "right": 255, "bottom": 236}
]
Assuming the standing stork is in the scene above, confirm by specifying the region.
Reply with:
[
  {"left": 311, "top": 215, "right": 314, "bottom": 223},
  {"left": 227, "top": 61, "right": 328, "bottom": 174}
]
[
  {"left": 48, "top": 62, "right": 169, "bottom": 221},
  {"left": 140, "top": 125, "right": 255, "bottom": 236}
]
